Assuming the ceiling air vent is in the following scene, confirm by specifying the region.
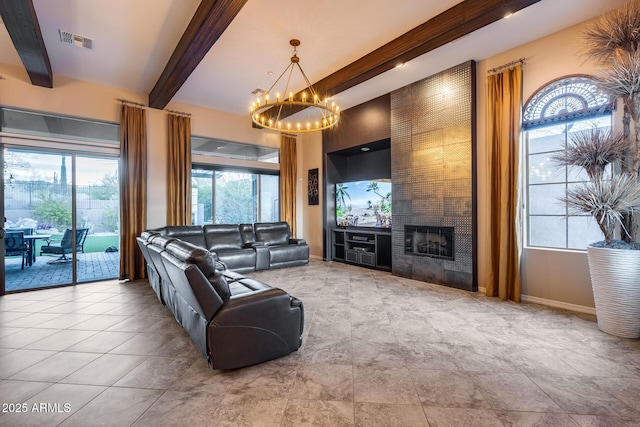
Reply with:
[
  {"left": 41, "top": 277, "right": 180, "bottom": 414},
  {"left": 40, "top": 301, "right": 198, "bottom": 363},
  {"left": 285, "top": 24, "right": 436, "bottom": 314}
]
[
  {"left": 59, "top": 30, "right": 94, "bottom": 49},
  {"left": 251, "top": 88, "right": 267, "bottom": 95}
]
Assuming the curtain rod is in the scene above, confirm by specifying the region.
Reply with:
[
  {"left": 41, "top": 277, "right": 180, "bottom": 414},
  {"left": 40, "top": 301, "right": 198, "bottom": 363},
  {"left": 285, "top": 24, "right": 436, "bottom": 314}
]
[
  {"left": 116, "top": 98, "right": 147, "bottom": 107},
  {"left": 165, "top": 109, "right": 191, "bottom": 117},
  {"left": 487, "top": 57, "right": 525, "bottom": 74}
]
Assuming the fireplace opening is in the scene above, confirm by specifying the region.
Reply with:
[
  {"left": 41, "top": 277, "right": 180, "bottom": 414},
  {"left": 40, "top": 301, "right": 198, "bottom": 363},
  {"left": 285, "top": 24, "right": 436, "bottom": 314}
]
[{"left": 404, "top": 225, "right": 454, "bottom": 261}]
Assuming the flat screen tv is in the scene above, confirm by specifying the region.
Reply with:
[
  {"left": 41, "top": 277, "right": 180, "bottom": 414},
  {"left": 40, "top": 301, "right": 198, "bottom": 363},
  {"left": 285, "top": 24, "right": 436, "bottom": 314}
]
[{"left": 335, "top": 179, "right": 391, "bottom": 228}]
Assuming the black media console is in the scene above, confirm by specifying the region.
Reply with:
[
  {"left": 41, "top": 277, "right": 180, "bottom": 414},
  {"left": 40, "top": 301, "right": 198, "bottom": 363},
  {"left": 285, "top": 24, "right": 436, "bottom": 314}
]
[{"left": 331, "top": 228, "right": 392, "bottom": 271}]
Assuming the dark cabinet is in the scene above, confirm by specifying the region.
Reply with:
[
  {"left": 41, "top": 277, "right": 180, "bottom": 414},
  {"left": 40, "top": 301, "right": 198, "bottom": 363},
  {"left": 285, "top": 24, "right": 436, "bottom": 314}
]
[{"left": 332, "top": 229, "right": 391, "bottom": 271}]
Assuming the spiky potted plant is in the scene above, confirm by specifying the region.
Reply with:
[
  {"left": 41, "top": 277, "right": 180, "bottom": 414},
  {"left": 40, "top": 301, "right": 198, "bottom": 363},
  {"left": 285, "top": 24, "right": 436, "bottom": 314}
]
[
  {"left": 568, "top": 0, "right": 640, "bottom": 338},
  {"left": 553, "top": 128, "right": 640, "bottom": 337}
]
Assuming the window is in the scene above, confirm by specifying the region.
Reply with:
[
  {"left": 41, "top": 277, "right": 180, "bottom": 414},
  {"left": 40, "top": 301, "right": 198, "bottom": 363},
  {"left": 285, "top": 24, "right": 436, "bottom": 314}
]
[
  {"left": 1, "top": 108, "right": 120, "bottom": 145},
  {"left": 1, "top": 107, "right": 120, "bottom": 293},
  {"left": 192, "top": 169, "right": 279, "bottom": 224},
  {"left": 523, "top": 76, "right": 614, "bottom": 250},
  {"left": 190, "top": 136, "right": 280, "bottom": 225}
]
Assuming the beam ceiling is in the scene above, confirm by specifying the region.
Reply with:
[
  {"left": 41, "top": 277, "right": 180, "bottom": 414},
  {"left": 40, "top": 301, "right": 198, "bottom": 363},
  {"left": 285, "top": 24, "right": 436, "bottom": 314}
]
[
  {"left": 323, "top": 0, "right": 541, "bottom": 94},
  {"left": 148, "top": 0, "right": 247, "bottom": 109},
  {"left": 2, "top": 0, "right": 541, "bottom": 115},
  {"left": 0, "top": 0, "right": 52, "bottom": 88},
  {"left": 262, "top": 0, "right": 541, "bottom": 121}
]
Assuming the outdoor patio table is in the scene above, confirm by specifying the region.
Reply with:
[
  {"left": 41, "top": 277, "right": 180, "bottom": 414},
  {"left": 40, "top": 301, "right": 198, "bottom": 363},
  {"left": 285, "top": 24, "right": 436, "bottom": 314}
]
[{"left": 24, "top": 234, "right": 51, "bottom": 266}]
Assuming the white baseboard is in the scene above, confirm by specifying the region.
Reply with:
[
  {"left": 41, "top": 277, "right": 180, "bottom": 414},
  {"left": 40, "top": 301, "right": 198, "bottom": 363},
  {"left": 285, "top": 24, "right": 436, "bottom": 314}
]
[
  {"left": 477, "top": 286, "right": 595, "bottom": 315},
  {"left": 521, "top": 294, "right": 596, "bottom": 315}
]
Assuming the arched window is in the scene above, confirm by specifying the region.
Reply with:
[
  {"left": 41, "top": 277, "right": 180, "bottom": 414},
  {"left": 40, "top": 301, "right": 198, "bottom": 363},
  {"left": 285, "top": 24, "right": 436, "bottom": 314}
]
[{"left": 523, "top": 75, "right": 614, "bottom": 250}]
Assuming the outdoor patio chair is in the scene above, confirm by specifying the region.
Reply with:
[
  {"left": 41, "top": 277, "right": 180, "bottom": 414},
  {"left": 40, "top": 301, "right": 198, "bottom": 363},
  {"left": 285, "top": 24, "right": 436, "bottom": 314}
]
[
  {"left": 40, "top": 228, "right": 89, "bottom": 263},
  {"left": 4, "top": 231, "right": 29, "bottom": 270},
  {"left": 6, "top": 227, "right": 34, "bottom": 236}
]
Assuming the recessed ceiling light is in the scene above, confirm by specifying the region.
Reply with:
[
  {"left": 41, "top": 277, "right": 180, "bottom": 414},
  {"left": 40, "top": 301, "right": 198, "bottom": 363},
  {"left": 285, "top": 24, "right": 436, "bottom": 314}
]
[
  {"left": 361, "top": 147, "right": 370, "bottom": 152},
  {"left": 395, "top": 63, "right": 404, "bottom": 69}
]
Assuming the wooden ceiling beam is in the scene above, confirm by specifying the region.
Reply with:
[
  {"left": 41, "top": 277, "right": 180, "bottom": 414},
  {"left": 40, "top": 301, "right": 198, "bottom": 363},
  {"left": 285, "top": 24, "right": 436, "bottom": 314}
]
[
  {"left": 324, "top": 0, "right": 541, "bottom": 94},
  {"left": 263, "top": 0, "right": 540, "bottom": 120},
  {"left": 0, "top": 0, "right": 53, "bottom": 88},
  {"left": 149, "top": 0, "right": 247, "bottom": 109}
]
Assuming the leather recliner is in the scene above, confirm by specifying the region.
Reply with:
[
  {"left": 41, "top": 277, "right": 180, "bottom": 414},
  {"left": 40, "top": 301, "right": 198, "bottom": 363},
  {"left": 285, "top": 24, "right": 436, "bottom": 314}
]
[
  {"left": 254, "top": 221, "right": 310, "bottom": 269},
  {"left": 159, "top": 239, "right": 303, "bottom": 370},
  {"left": 203, "top": 224, "right": 256, "bottom": 272}
]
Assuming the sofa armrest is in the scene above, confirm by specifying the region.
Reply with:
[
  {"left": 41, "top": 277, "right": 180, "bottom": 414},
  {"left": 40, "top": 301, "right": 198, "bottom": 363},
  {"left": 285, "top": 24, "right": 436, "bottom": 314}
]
[
  {"left": 216, "top": 288, "right": 298, "bottom": 322},
  {"left": 289, "top": 238, "right": 307, "bottom": 245},
  {"left": 222, "top": 287, "right": 303, "bottom": 337},
  {"left": 208, "top": 287, "right": 303, "bottom": 369},
  {"left": 243, "top": 241, "right": 266, "bottom": 248}
]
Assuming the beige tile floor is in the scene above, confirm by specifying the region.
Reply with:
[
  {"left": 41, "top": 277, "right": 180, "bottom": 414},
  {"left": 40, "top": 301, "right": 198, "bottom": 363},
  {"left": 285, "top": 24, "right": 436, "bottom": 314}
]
[{"left": 1, "top": 259, "right": 640, "bottom": 426}]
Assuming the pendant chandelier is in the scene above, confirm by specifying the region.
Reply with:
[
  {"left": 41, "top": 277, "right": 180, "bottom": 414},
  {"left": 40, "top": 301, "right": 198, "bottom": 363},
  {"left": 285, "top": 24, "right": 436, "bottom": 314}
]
[{"left": 250, "top": 39, "right": 340, "bottom": 133}]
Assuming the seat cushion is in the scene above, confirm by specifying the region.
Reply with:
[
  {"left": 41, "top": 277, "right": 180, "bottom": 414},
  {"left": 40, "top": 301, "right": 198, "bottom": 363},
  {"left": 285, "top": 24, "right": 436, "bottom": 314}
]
[
  {"left": 216, "top": 248, "right": 256, "bottom": 272},
  {"left": 221, "top": 269, "right": 246, "bottom": 283},
  {"left": 268, "top": 244, "right": 309, "bottom": 264},
  {"left": 228, "top": 278, "right": 273, "bottom": 296}
]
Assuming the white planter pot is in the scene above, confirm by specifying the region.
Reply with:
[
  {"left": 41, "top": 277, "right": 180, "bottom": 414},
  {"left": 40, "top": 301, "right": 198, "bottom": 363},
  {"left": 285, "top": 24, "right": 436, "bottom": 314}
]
[{"left": 587, "top": 246, "right": 640, "bottom": 339}]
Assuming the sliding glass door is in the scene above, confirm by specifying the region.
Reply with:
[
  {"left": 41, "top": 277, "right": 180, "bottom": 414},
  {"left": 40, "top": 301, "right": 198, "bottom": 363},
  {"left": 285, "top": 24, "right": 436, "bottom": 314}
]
[
  {"left": 75, "top": 155, "right": 120, "bottom": 283},
  {"left": 192, "top": 168, "right": 279, "bottom": 225},
  {"left": 1, "top": 148, "right": 119, "bottom": 293}
]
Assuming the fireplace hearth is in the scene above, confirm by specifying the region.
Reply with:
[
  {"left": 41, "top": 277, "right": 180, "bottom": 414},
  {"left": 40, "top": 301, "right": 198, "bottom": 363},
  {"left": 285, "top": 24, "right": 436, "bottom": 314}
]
[{"left": 404, "top": 225, "right": 454, "bottom": 261}]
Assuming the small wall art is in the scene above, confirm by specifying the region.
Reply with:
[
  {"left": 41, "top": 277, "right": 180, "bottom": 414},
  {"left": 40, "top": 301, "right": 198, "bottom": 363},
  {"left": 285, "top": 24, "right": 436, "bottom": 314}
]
[{"left": 308, "top": 168, "right": 319, "bottom": 205}]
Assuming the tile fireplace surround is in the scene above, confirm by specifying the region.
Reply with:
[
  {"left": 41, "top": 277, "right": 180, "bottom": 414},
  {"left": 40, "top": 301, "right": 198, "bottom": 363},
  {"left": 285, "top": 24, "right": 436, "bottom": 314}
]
[
  {"left": 1, "top": 260, "right": 639, "bottom": 426},
  {"left": 391, "top": 61, "right": 476, "bottom": 292}
]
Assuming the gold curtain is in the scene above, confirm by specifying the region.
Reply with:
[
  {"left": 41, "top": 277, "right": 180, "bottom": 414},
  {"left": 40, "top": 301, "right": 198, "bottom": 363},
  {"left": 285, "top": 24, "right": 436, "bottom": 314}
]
[
  {"left": 119, "top": 103, "right": 147, "bottom": 281},
  {"left": 280, "top": 134, "right": 297, "bottom": 236},
  {"left": 486, "top": 64, "right": 523, "bottom": 302},
  {"left": 166, "top": 114, "right": 192, "bottom": 226}
]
